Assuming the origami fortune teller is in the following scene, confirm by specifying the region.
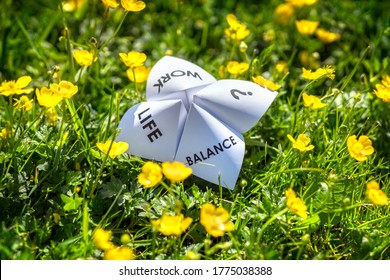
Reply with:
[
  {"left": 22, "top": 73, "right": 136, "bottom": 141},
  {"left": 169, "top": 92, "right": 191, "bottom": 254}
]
[{"left": 116, "top": 56, "right": 278, "bottom": 189}]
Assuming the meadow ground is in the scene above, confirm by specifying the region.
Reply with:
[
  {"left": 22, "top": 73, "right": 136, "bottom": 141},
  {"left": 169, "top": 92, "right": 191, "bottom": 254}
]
[{"left": 0, "top": 0, "right": 389, "bottom": 260}]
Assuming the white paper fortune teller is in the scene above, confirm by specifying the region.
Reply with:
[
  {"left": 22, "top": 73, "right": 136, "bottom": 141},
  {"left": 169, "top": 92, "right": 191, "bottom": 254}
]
[{"left": 117, "top": 56, "right": 278, "bottom": 189}]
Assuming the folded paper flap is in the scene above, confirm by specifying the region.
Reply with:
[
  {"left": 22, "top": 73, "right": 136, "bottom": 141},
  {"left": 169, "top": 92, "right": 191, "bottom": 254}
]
[
  {"left": 193, "top": 79, "right": 278, "bottom": 133},
  {"left": 175, "top": 104, "right": 245, "bottom": 189},
  {"left": 116, "top": 100, "right": 187, "bottom": 162},
  {"left": 146, "top": 56, "right": 216, "bottom": 98}
]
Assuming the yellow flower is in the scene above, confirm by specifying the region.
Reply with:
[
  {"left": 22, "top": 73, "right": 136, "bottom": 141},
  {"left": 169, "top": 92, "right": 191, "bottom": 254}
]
[
  {"left": 138, "top": 161, "right": 163, "bottom": 188},
  {"left": 295, "top": 20, "right": 319, "bottom": 35},
  {"left": 101, "top": 0, "right": 119, "bottom": 8},
  {"left": 36, "top": 87, "right": 63, "bottom": 108},
  {"left": 0, "top": 76, "right": 34, "bottom": 96},
  {"left": 276, "top": 61, "right": 289, "bottom": 74},
  {"left": 104, "top": 246, "right": 134, "bottom": 260},
  {"left": 275, "top": 3, "right": 295, "bottom": 25},
  {"left": 121, "top": 0, "right": 146, "bottom": 12},
  {"left": 287, "top": 134, "right": 314, "bottom": 152},
  {"left": 366, "top": 181, "right": 389, "bottom": 206},
  {"left": 252, "top": 75, "right": 281, "bottom": 91},
  {"left": 287, "top": 0, "right": 318, "bottom": 7},
  {"left": 14, "top": 96, "right": 33, "bottom": 111},
  {"left": 46, "top": 107, "right": 59, "bottom": 125},
  {"left": 299, "top": 50, "right": 320, "bottom": 68},
  {"left": 72, "top": 50, "right": 97, "bottom": 66},
  {"left": 347, "top": 135, "right": 375, "bottom": 162},
  {"left": 93, "top": 228, "right": 115, "bottom": 250},
  {"left": 302, "top": 65, "right": 335, "bottom": 80},
  {"left": 0, "top": 127, "right": 14, "bottom": 139},
  {"left": 226, "top": 61, "right": 249, "bottom": 75},
  {"left": 224, "top": 14, "right": 250, "bottom": 42},
  {"left": 200, "top": 203, "right": 234, "bottom": 237},
  {"left": 285, "top": 188, "right": 308, "bottom": 219},
  {"left": 126, "top": 66, "right": 151, "bottom": 83},
  {"left": 185, "top": 251, "right": 201, "bottom": 260},
  {"left": 151, "top": 214, "right": 193, "bottom": 236},
  {"left": 302, "top": 93, "right": 326, "bottom": 109},
  {"left": 218, "top": 65, "right": 227, "bottom": 79},
  {"left": 50, "top": 81, "right": 78, "bottom": 99},
  {"left": 119, "top": 51, "right": 147, "bottom": 68},
  {"left": 96, "top": 140, "right": 129, "bottom": 159},
  {"left": 373, "top": 75, "right": 390, "bottom": 103},
  {"left": 162, "top": 161, "right": 192, "bottom": 183},
  {"left": 315, "top": 28, "right": 341, "bottom": 44},
  {"left": 62, "top": 0, "right": 85, "bottom": 12}
]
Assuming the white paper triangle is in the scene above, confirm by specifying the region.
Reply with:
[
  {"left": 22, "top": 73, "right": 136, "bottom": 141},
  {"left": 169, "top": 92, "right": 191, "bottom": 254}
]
[
  {"left": 146, "top": 56, "right": 216, "bottom": 99},
  {"left": 116, "top": 100, "right": 187, "bottom": 162},
  {"left": 193, "top": 79, "right": 278, "bottom": 133},
  {"left": 175, "top": 104, "right": 245, "bottom": 189}
]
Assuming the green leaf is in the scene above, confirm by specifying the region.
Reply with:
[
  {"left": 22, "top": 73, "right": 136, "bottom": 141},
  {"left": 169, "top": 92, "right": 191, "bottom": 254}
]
[{"left": 60, "top": 194, "right": 83, "bottom": 212}]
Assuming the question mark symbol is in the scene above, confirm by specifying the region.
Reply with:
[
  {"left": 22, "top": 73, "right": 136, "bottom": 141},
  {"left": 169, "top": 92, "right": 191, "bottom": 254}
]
[{"left": 230, "top": 89, "right": 253, "bottom": 100}]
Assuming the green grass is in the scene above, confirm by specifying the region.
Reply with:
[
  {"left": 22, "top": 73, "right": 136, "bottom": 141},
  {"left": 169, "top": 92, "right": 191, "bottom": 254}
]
[{"left": 0, "top": 0, "right": 389, "bottom": 260}]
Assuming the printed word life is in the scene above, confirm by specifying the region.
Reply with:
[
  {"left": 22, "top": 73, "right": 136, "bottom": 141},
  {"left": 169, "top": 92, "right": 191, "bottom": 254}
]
[{"left": 137, "top": 107, "right": 163, "bottom": 143}]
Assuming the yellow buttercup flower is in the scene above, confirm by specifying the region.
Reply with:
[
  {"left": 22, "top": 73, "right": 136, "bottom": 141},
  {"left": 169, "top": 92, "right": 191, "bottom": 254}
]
[
  {"left": 96, "top": 140, "right": 129, "bottom": 159},
  {"left": 218, "top": 65, "right": 227, "bottom": 79},
  {"left": 287, "top": 0, "right": 318, "bottom": 7},
  {"left": 200, "top": 203, "right": 234, "bottom": 237},
  {"left": 224, "top": 14, "right": 250, "bottom": 42},
  {"left": 295, "top": 20, "right": 319, "bottom": 35},
  {"left": 126, "top": 66, "right": 151, "bottom": 83},
  {"left": 121, "top": 0, "right": 146, "bottom": 12},
  {"left": 285, "top": 188, "right": 308, "bottom": 219},
  {"left": 162, "top": 161, "right": 192, "bottom": 183},
  {"left": 14, "top": 96, "right": 33, "bottom": 111},
  {"left": 101, "top": 0, "right": 119, "bottom": 8},
  {"left": 50, "top": 81, "right": 78, "bottom": 99},
  {"left": 72, "top": 50, "right": 97, "bottom": 66},
  {"left": 252, "top": 75, "right": 281, "bottom": 91},
  {"left": 302, "top": 93, "right": 326, "bottom": 109},
  {"left": 104, "top": 246, "right": 134, "bottom": 260},
  {"left": 62, "top": 0, "right": 85, "bottom": 12},
  {"left": 0, "top": 76, "right": 34, "bottom": 96},
  {"left": 185, "top": 251, "right": 201, "bottom": 260},
  {"left": 119, "top": 51, "right": 147, "bottom": 68},
  {"left": 93, "top": 228, "right": 115, "bottom": 251},
  {"left": 373, "top": 75, "right": 390, "bottom": 103},
  {"left": 138, "top": 161, "right": 163, "bottom": 188},
  {"left": 287, "top": 134, "right": 314, "bottom": 152},
  {"left": 276, "top": 61, "right": 289, "bottom": 74},
  {"left": 36, "top": 87, "right": 63, "bottom": 108},
  {"left": 299, "top": 50, "right": 320, "bottom": 69},
  {"left": 0, "top": 127, "right": 14, "bottom": 139},
  {"left": 315, "top": 28, "right": 341, "bottom": 44},
  {"left": 46, "top": 107, "right": 59, "bottom": 125},
  {"left": 226, "top": 61, "right": 249, "bottom": 75},
  {"left": 302, "top": 65, "right": 335, "bottom": 80},
  {"left": 366, "top": 181, "right": 389, "bottom": 206},
  {"left": 275, "top": 3, "right": 295, "bottom": 25},
  {"left": 347, "top": 135, "right": 374, "bottom": 162},
  {"left": 151, "top": 214, "right": 193, "bottom": 236}
]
